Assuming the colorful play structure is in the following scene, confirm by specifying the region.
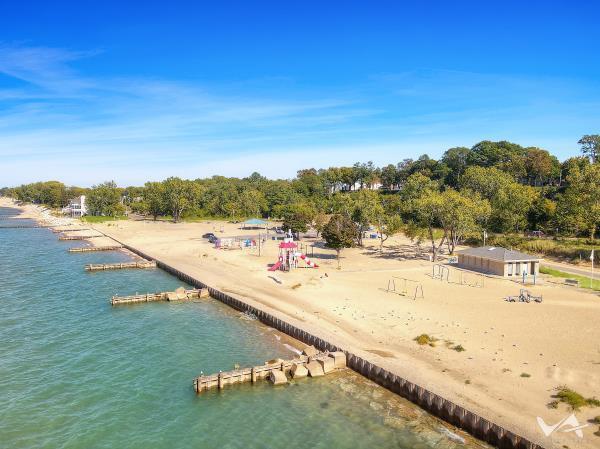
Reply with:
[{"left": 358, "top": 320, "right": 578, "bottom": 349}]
[{"left": 268, "top": 239, "right": 318, "bottom": 272}]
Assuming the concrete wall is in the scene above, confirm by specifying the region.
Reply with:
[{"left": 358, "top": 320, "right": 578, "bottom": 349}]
[{"left": 120, "top": 242, "right": 545, "bottom": 449}]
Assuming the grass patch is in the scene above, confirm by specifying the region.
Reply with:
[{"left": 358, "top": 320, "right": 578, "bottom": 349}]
[
  {"left": 540, "top": 266, "right": 600, "bottom": 291},
  {"left": 554, "top": 386, "right": 600, "bottom": 411},
  {"left": 414, "top": 334, "right": 438, "bottom": 346},
  {"left": 81, "top": 215, "right": 127, "bottom": 223}
]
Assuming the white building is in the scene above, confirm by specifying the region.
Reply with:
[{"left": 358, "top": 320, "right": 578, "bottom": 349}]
[{"left": 62, "top": 195, "right": 87, "bottom": 217}]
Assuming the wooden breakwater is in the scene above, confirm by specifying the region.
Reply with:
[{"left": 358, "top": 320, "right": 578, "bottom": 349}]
[
  {"left": 59, "top": 235, "right": 102, "bottom": 241},
  {"left": 85, "top": 261, "right": 157, "bottom": 271},
  {"left": 101, "top": 237, "right": 545, "bottom": 449},
  {"left": 111, "top": 287, "right": 209, "bottom": 305},
  {"left": 194, "top": 347, "right": 346, "bottom": 393},
  {"left": 69, "top": 245, "right": 123, "bottom": 253}
]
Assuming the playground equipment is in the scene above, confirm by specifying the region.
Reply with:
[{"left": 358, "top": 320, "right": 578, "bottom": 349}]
[
  {"left": 385, "top": 277, "right": 424, "bottom": 300},
  {"left": 430, "top": 264, "right": 484, "bottom": 288},
  {"left": 268, "top": 239, "right": 318, "bottom": 272},
  {"left": 505, "top": 289, "right": 542, "bottom": 303},
  {"left": 432, "top": 264, "right": 449, "bottom": 281}
]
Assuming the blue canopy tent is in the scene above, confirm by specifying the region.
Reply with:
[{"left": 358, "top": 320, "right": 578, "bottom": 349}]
[{"left": 241, "top": 218, "right": 268, "bottom": 229}]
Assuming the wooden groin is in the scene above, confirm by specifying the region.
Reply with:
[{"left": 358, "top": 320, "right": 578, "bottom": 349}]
[
  {"left": 85, "top": 261, "right": 157, "bottom": 271},
  {"left": 100, "top": 237, "right": 547, "bottom": 449},
  {"left": 111, "top": 287, "right": 209, "bottom": 305},
  {"left": 193, "top": 346, "right": 346, "bottom": 393},
  {"left": 69, "top": 245, "right": 123, "bottom": 253},
  {"left": 52, "top": 228, "right": 90, "bottom": 233},
  {"left": 0, "top": 225, "right": 51, "bottom": 229},
  {"left": 59, "top": 235, "right": 102, "bottom": 241}
]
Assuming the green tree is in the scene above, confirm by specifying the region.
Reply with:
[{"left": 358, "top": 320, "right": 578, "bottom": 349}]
[
  {"left": 556, "top": 164, "right": 600, "bottom": 239},
  {"left": 162, "top": 177, "right": 200, "bottom": 222},
  {"left": 143, "top": 182, "right": 165, "bottom": 220},
  {"left": 578, "top": 134, "right": 600, "bottom": 164},
  {"left": 437, "top": 189, "right": 491, "bottom": 254},
  {"left": 312, "top": 213, "right": 329, "bottom": 238},
  {"left": 87, "top": 181, "right": 123, "bottom": 216},
  {"left": 460, "top": 166, "right": 535, "bottom": 233},
  {"left": 281, "top": 202, "right": 316, "bottom": 238},
  {"left": 322, "top": 214, "right": 357, "bottom": 268},
  {"left": 372, "top": 206, "right": 403, "bottom": 252}
]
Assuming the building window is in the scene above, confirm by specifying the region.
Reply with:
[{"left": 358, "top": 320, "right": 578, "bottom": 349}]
[{"left": 508, "top": 263, "right": 513, "bottom": 276}]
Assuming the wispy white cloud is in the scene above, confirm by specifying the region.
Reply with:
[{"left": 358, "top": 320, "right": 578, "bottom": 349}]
[{"left": 0, "top": 45, "right": 598, "bottom": 186}]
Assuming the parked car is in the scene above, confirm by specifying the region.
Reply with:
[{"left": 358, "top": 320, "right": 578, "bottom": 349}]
[
  {"left": 274, "top": 227, "right": 285, "bottom": 234},
  {"left": 202, "top": 232, "right": 216, "bottom": 239},
  {"left": 208, "top": 235, "right": 218, "bottom": 243}
]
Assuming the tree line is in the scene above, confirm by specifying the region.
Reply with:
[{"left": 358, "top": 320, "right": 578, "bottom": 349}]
[{"left": 3, "top": 136, "right": 599, "bottom": 260}]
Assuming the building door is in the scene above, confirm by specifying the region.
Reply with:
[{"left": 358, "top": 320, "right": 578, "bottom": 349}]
[
  {"left": 531, "top": 261, "right": 536, "bottom": 274},
  {"left": 507, "top": 263, "right": 513, "bottom": 276}
]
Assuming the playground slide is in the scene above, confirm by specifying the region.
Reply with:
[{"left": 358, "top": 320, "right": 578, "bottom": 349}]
[
  {"left": 268, "top": 260, "right": 282, "bottom": 271},
  {"left": 298, "top": 253, "right": 318, "bottom": 268}
]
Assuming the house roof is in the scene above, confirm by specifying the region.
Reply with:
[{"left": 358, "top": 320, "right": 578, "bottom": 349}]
[
  {"left": 457, "top": 246, "right": 541, "bottom": 262},
  {"left": 279, "top": 242, "right": 297, "bottom": 249}
]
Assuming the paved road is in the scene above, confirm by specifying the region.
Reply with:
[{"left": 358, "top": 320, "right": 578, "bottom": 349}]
[{"left": 541, "top": 261, "right": 596, "bottom": 278}]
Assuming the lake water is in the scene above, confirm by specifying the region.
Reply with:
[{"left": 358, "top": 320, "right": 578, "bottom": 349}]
[{"left": 0, "top": 206, "right": 486, "bottom": 449}]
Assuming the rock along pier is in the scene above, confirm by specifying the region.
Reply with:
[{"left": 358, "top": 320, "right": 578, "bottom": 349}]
[
  {"left": 193, "top": 345, "right": 346, "bottom": 393},
  {"left": 111, "top": 287, "right": 209, "bottom": 305}
]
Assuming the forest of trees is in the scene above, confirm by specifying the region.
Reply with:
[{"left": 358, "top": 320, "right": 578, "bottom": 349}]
[{"left": 3, "top": 137, "right": 600, "bottom": 257}]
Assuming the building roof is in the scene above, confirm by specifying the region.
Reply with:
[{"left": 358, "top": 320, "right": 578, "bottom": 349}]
[
  {"left": 279, "top": 242, "right": 297, "bottom": 249},
  {"left": 457, "top": 246, "right": 541, "bottom": 262}
]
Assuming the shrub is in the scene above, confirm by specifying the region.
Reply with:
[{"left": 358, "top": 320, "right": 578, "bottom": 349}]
[
  {"left": 555, "top": 386, "right": 600, "bottom": 411},
  {"left": 414, "top": 334, "right": 437, "bottom": 346},
  {"left": 520, "top": 372, "right": 531, "bottom": 378},
  {"left": 452, "top": 344, "right": 466, "bottom": 352}
]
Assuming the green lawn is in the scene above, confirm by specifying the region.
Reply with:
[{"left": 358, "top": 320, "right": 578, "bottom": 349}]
[
  {"left": 81, "top": 215, "right": 128, "bottom": 223},
  {"left": 540, "top": 266, "right": 600, "bottom": 291}
]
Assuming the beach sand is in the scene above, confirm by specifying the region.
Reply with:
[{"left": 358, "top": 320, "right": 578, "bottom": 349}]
[{"left": 5, "top": 198, "right": 600, "bottom": 449}]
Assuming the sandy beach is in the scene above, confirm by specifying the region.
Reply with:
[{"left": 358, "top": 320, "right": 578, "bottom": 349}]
[{"left": 5, "top": 198, "right": 600, "bottom": 449}]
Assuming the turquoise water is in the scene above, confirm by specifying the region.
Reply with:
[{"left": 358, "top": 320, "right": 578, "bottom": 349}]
[{"left": 0, "top": 207, "right": 485, "bottom": 449}]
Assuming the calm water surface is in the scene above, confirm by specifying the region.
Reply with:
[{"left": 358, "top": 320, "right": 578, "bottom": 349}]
[{"left": 0, "top": 207, "right": 486, "bottom": 449}]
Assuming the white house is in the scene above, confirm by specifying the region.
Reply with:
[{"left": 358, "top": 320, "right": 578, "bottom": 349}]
[{"left": 62, "top": 195, "right": 87, "bottom": 217}]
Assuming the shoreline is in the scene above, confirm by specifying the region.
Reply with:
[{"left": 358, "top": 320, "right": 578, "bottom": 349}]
[{"left": 6, "top": 198, "right": 600, "bottom": 449}]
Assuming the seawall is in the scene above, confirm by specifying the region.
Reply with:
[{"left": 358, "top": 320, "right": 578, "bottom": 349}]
[{"left": 100, "top": 233, "right": 545, "bottom": 449}]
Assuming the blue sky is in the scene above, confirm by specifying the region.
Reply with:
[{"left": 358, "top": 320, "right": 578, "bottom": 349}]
[{"left": 1, "top": 1, "right": 599, "bottom": 186}]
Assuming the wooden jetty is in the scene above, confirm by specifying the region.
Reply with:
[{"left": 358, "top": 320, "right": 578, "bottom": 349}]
[
  {"left": 111, "top": 287, "right": 209, "bottom": 305},
  {"left": 193, "top": 346, "right": 346, "bottom": 393},
  {"left": 85, "top": 261, "right": 157, "bottom": 271},
  {"left": 69, "top": 245, "right": 123, "bottom": 253},
  {"left": 59, "top": 235, "right": 102, "bottom": 240}
]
